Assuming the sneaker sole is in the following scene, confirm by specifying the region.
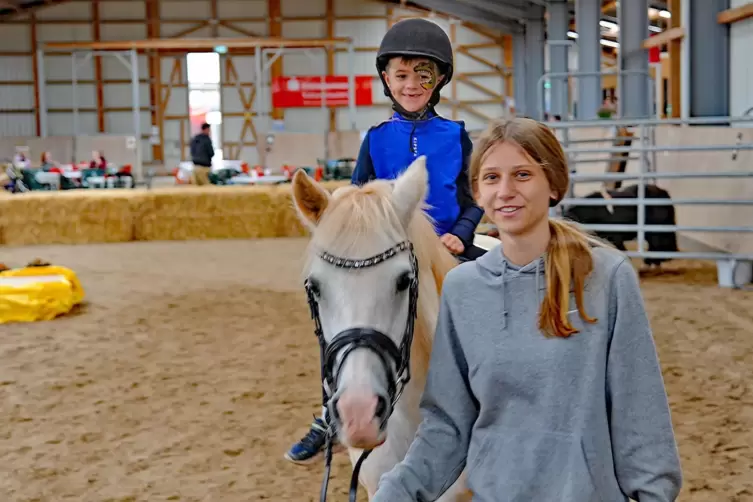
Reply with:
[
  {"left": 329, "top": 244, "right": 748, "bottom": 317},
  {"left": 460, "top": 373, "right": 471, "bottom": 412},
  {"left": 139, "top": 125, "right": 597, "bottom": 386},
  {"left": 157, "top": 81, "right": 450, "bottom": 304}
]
[{"left": 283, "top": 443, "right": 347, "bottom": 465}]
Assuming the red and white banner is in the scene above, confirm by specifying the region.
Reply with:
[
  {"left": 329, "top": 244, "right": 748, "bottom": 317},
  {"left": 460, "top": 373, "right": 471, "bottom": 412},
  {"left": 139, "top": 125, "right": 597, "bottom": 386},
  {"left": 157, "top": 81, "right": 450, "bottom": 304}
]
[{"left": 271, "top": 75, "right": 373, "bottom": 108}]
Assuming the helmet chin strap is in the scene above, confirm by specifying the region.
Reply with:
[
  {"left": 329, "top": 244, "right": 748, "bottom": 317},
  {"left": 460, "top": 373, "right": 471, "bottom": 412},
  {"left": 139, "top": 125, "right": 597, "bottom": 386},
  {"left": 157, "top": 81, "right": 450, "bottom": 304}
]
[{"left": 387, "top": 86, "right": 443, "bottom": 121}]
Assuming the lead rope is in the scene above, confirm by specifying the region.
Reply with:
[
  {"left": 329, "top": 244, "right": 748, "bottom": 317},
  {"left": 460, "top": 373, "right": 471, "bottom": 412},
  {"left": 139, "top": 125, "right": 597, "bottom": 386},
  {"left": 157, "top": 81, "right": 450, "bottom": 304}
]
[
  {"left": 349, "top": 449, "right": 373, "bottom": 502},
  {"left": 319, "top": 431, "right": 334, "bottom": 502}
]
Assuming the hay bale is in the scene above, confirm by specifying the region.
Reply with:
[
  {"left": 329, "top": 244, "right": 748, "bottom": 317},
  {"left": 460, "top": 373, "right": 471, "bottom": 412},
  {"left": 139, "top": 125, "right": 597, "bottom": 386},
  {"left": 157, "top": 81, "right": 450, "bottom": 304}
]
[
  {"left": 133, "top": 185, "right": 288, "bottom": 241},
  {"left": 0, "top": 190, "right": 138, "bottom": 246}
]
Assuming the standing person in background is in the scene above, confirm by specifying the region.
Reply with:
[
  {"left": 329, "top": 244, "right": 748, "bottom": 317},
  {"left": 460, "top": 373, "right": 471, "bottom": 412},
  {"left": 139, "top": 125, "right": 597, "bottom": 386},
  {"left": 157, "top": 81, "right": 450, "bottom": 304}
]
[{"left": 190, "top": 122, "right": 215, "bottom": 186}]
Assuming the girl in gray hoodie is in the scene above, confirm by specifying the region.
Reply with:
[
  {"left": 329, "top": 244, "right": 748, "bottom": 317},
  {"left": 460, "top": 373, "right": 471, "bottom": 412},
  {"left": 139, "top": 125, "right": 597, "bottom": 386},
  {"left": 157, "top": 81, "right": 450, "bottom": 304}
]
[{"left": 371, "top": 117, "right": 682, "bottom": 502}]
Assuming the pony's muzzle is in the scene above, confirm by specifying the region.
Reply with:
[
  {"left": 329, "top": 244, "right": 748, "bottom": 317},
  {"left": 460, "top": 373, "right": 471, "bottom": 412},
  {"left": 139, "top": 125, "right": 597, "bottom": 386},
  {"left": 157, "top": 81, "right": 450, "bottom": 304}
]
[{"left": 333, "top": 390, "right": 390, "bottom": 449}]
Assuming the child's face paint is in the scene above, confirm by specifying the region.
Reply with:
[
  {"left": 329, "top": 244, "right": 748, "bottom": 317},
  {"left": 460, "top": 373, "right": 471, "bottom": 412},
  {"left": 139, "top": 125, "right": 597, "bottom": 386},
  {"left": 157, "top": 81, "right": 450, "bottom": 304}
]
[
  {"left": 382, "top": 57, "right": 444, "bottom": 113},
  {"left": 414, "top": 61, "right": 438, "bottom": 90}
]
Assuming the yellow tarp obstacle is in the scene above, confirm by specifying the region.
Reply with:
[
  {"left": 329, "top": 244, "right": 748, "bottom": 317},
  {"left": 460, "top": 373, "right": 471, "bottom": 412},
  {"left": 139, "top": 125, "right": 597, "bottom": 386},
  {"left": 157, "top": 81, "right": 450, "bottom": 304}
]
[{"left": 0, "top": 264, "right": 85, "bottom": 324}]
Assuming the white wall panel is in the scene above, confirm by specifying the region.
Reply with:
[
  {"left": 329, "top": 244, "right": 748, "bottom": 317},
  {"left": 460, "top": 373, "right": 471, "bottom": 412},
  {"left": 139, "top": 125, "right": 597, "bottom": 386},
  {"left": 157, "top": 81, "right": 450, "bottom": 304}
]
[
  {"left": 282, "top": 20, "right": 326, "bottom": 39},
  {"left": 47, "top": 84, "right": 97, "bottom": 109},
  {"left": 104, "top": 84, "right": 151, "bottom": 108},
  {"left": 334, "top": 0, "right": 386, "bottom": 17},
  {"left": 336, "top": 107, "right": 390, "bottom": 132},
  {"left": 105, "top": 112, "right": 153, "bottom": 136},
  {"left": 0, "top": 86, "right": 35, "bottom": 110},
  {"left": 217, "top": 0, "right": 267, "bottom": 18},
  {"left": 335, "top": 19, "right": 387, "bottom": 47},
  {"left": 101, "top": 55, "right": 149, "bottom": 80},
  {"left": 100, "top": 1, "right": 147, "bottom": 20},
  {"left": 281, "top": 0, "right": 326, "bottom": 18},
  {"left": 0, "top": 114, "right": 36, "bottom": 137},
  {"left": 225, "top": 55, "right": 256, "bottom": 82},
  {"left": 37, "top": 24, "right": 92, "bottom": 42},
  {"left": 1, "top": 24, "right": 31, "bottom": 51},
  {"left": 160, "top": 0, "right": 212, "bottom": 20},
  {"left": 282, "top": 52, "right": 327, "bottom": 76},
  {"left": 729, "top": 0, "right": 753, "bottom": 122},
  {"left": 160, "top": 23, "right": 207, "bottom": 38},
  {"left": 43, "top": 55, "right": 95, "bottom": 80},
  {"left": 35, "top": 1, "right": 90, "bottom": 20},
  {"left": 455, "top": 24, "right": 493, "bottom": 45},
  {"left": 99, "top": 23, "right": 147, "bottom": 41},
  {"left": 0, "top": 56, "right": 34, "bottom": 81},
  {"left": 48, "top": 112, "right": 97, "bottom": 136}
]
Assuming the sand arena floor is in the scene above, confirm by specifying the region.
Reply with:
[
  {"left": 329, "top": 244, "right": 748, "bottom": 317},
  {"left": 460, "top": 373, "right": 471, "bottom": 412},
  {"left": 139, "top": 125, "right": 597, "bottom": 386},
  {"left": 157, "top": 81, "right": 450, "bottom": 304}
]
[{"left": 1, "top": 238, "right": 752, "bottom": 502}]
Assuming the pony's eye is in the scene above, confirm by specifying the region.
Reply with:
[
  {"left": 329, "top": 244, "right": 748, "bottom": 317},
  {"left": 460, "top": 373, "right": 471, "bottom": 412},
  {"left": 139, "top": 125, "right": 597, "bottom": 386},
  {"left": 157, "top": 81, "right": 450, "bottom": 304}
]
[
  {"left": 396, "top": 272, "right": 412, "bottom": 292},
  {"left": 306, "top": 277, "right": 321, "bottom": 297}
]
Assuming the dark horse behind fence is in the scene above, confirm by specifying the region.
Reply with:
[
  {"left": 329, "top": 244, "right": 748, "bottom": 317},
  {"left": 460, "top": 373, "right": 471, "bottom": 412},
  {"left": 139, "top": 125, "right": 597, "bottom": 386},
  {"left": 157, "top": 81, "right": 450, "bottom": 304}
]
[{"left": 562, "top": 184, "right": 679, "bottom": 267}]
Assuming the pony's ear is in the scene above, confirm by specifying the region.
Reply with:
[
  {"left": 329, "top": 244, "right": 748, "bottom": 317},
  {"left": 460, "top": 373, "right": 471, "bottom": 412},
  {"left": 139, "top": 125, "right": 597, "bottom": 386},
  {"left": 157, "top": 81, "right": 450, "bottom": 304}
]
[
  {"left": 391, "top": 155, "right": 428, "bottom": 228},
  {"left": 292, "top": 168, "right": 331, "bottom": 230}
]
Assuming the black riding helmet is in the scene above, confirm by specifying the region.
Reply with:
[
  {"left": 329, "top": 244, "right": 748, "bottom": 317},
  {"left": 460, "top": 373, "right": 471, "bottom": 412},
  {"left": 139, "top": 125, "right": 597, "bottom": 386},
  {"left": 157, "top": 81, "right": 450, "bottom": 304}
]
[{"left": 376, "top": 18, "right": 454, "bottom": 115}]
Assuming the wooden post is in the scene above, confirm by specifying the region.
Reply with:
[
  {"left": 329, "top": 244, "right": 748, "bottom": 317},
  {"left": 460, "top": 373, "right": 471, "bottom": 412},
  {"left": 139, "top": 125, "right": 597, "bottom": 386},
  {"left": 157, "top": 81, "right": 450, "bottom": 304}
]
[
  {"left": 668, "top": 0, "right": 681, "bottom": 118},
  {"left": 93, "top": 0, "right": 105, "bottom": 132},
  {"left": 268, "top": 0, "right": 283, "bottom": 121}
]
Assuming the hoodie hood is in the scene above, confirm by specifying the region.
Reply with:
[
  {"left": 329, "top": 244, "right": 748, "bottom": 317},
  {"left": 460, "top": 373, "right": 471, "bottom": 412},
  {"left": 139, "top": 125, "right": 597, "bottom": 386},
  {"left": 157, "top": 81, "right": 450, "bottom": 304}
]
[{"left": 474, "top": 242, "right": 547, "bottom": 329}]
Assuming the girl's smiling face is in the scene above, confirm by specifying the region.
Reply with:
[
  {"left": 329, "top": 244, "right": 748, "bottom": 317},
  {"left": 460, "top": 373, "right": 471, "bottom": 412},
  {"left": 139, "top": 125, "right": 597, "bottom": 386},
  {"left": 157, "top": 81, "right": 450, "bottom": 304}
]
[
  {"left": 475, "top": 140, "right": 557, "bottom": 237},
  {"left": 382, "top": 57, "right": 444, "bottom": 113}
]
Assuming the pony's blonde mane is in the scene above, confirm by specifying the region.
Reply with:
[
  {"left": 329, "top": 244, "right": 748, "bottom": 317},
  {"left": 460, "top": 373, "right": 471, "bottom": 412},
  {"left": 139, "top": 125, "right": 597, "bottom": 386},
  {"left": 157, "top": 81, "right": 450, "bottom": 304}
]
[{"left": 304, "top": 179, "right": 458, "bottom": 374}]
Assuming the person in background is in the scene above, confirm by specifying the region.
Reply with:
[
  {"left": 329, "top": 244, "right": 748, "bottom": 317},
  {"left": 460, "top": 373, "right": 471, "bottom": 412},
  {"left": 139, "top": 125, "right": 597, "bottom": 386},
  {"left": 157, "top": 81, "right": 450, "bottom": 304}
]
[
  {"left": 90, "top": 150, "right": 107, "bottom": 170},
  {"left": 13, "top": 151, "right": 31, "bottom": 169},
  {"left": 41, "top": 151, "right": 59, "bottom": 171},
  {"left": 190, "top": 122, "right": 215, "bottom": 186}
]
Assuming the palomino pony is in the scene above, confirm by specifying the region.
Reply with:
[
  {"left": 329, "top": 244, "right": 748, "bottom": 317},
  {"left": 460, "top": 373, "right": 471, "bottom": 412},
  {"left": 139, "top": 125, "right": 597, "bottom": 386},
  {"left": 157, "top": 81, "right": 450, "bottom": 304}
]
[{"left": 291, "top": 156, "right": 473, "bottom": 501}]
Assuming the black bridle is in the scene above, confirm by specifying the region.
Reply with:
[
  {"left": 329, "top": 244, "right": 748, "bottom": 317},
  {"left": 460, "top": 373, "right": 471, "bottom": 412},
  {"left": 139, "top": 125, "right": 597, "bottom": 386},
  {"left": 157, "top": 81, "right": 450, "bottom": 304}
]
[{"left": 304, "top": 240, "right": 420, "bottom": 502}]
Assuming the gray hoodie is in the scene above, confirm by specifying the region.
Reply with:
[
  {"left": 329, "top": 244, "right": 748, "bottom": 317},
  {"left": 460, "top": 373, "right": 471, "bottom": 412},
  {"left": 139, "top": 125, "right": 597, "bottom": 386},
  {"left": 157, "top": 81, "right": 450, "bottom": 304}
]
[{"left": 372, "top": 243, "right": 682, "bottom": 502}]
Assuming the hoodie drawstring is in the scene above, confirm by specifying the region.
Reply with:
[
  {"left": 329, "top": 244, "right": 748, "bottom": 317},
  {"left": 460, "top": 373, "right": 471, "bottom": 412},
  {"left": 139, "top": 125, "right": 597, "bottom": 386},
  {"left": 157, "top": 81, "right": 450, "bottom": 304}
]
[{"left": 501, "top": 260, "right": 508, "bottom": 329}]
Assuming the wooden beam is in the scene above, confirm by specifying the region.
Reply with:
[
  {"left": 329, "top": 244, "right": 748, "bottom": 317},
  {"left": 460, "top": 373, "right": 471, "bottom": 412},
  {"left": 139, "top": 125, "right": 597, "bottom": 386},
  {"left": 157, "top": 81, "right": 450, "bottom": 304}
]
[
  {"left": 717, "top": 2, "right": 753, "bottom": 24},
  {"left": 92, "top": 0, "right": 105, "bottom": 133},
  {"left": 668, "top": 0, "right": 681, "bottom": 118},
  {"left": 146, "top": 0, "right": 162, "bottom": 161},
  {"left": 269, "top": 0, "right": 283, "bottom": 122},
  {"left": 641, "top": 26, "right": 684, "bottom": 49},
  {"left": 43, "top": 37, "right": 351, "bottom": 51}
]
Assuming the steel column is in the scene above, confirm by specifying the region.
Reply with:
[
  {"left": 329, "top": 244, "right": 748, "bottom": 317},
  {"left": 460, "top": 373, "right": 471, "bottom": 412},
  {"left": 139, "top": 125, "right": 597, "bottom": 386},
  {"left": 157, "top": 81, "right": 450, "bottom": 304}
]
[
  {"left": 524, "top": 4, "right": 545, "bottom": 118},
  {"left": 618, "top": 0, "right": 650, "bottom": 118},
  {"left": 688, "top": 0, "right": 730, "bottom": 118},
  {"left": 130, "top": 48, "right": 143, "bottom": 183},
  {"left": 547, "top": 0, "right": 569, "bottom": 119},
  {"left": 574, "top": 0, "right": 601, "bottom": 119},
  {"left": 37, "top": 48, "right": 47, "bottom": 137}
]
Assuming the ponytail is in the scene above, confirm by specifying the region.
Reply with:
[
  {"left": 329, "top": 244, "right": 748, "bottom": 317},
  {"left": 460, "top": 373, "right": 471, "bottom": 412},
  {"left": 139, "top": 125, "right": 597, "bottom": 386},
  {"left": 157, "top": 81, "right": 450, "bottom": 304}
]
[{"left": 539, "top": 219, "right": 607, "bottom": 338}]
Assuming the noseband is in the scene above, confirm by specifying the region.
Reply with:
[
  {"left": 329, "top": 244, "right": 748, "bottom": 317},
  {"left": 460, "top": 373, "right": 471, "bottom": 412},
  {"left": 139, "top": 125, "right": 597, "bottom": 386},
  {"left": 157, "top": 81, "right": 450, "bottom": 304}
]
[{"left": 304, "top": 240, "right": 419, "bottom": 502}]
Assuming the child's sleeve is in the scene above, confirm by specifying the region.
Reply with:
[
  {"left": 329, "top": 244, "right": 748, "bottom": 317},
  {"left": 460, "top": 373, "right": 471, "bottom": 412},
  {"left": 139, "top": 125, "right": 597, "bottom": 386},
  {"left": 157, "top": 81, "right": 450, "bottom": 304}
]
[
  {"left": 450, "top": 128, "right": 484, "bottom": 247},
  {"left": 351, "top": 131, "right": 375, "bottom": 186}
]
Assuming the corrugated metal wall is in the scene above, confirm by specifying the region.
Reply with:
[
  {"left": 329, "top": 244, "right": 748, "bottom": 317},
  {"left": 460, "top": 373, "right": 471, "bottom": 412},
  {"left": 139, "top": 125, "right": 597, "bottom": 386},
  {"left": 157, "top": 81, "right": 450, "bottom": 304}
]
[
  {"left": 0, "top": 0, "right": 508, "bottom": 166},
  {"left": 729, "top": 0, "right": 753, "bottom": 121}
]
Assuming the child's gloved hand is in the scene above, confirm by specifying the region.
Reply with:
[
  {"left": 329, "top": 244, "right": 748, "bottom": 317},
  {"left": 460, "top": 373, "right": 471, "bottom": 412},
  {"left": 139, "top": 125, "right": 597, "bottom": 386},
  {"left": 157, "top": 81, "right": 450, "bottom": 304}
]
[{"left": 440, "top": 233, "right": 465, "bottom": 255}]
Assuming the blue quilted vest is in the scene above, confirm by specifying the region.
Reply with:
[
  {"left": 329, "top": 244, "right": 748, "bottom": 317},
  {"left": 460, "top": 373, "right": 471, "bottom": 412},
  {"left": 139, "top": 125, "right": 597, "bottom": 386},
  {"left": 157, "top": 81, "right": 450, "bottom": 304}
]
[{"left": 368, "top": 112, "right": 463, "bottom": 236}]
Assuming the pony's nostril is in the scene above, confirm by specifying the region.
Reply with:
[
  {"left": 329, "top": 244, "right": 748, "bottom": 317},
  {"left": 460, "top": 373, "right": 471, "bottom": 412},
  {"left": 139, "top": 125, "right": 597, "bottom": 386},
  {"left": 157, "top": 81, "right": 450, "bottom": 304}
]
[{"left": 375, "top": 396, "right": 388, "bottom": 418}]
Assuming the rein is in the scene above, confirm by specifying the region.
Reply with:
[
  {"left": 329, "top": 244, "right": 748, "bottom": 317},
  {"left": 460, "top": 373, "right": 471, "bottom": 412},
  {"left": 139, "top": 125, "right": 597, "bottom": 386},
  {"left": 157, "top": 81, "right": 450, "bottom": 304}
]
[{"left": 304, "top": 240, "right": 419, "bottom": 502}]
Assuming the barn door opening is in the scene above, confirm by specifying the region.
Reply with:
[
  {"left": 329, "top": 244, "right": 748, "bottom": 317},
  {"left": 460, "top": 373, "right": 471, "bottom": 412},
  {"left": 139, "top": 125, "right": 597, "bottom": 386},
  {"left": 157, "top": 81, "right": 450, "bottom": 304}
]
[{"left": 186, "top": 52, "right": 223, "bottom": 164}]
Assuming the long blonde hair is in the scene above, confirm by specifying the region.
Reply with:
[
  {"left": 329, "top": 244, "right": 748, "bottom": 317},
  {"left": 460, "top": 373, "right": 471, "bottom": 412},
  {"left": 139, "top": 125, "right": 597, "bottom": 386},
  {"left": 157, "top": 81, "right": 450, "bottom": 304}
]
[{"left": 469, "top": 117, "right": 609, "bottom": 338}]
